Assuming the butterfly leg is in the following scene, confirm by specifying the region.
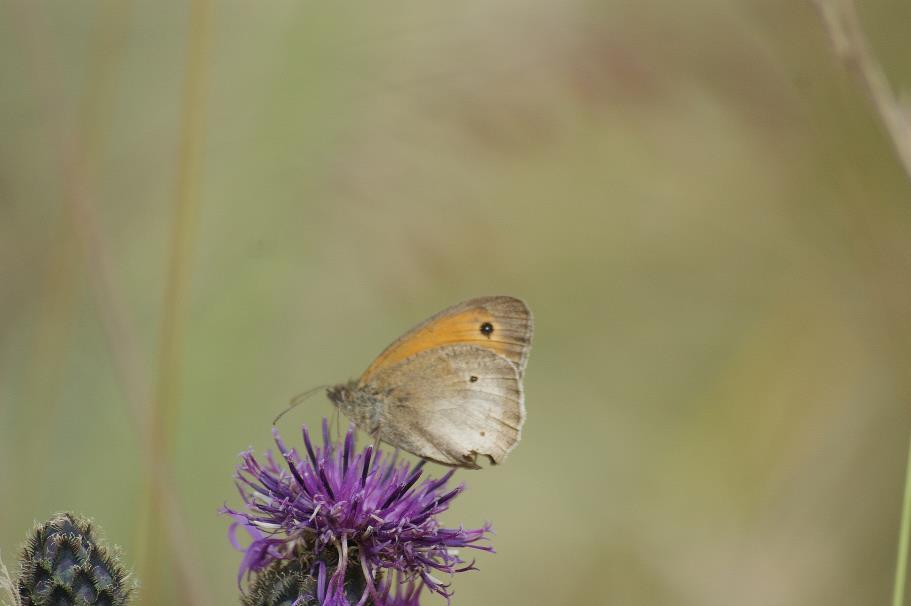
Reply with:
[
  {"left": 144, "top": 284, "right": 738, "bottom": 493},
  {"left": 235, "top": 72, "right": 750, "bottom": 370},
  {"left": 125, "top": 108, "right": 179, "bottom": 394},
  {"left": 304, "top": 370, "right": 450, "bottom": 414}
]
[
  {"left": 329, "top": 405, "right": 340, "bottom": 440},
  {"left": 371, "top": 433, "right": 381, "bottom": 454}
]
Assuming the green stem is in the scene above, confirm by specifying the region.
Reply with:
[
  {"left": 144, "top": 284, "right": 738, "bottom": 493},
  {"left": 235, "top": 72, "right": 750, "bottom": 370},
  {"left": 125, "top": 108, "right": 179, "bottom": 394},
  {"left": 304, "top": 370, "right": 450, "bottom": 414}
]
[{"left": 892, "top": 432, "right": 911, "bottom": 606}]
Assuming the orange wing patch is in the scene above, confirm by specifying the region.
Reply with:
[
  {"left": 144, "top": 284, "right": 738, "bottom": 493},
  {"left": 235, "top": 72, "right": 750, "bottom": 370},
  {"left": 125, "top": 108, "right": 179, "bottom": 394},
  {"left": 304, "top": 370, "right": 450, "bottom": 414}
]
[{"left": 359, "top": 302, "right": 531, "bottom": 385}]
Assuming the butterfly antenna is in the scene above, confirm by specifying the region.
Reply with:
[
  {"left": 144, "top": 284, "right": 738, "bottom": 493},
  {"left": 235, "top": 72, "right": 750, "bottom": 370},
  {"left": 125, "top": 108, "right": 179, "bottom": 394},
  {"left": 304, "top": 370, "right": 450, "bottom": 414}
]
[{"left": 272, "top": 384, "right": 329, "bottom": 425}]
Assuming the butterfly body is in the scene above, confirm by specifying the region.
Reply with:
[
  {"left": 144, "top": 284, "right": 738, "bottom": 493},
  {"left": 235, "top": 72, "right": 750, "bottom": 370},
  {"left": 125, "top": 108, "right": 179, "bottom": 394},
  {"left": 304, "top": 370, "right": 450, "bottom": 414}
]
[{"left": 326, "top": 296, "right": 532, "bottom": 469}]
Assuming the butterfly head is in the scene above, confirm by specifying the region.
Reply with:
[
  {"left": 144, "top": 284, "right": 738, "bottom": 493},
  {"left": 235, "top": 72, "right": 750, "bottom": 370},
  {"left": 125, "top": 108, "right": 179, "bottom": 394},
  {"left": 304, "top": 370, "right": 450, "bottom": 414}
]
[{"left": 326, "top": 382, "right": 354, "bottom": 408}]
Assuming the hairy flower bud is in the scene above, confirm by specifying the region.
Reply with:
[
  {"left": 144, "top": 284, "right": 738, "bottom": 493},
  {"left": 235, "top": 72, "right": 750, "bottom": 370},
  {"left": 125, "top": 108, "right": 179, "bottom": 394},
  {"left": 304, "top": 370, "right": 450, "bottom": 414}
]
[{"left": 17, "top": 513, "right": 133, "bottom": 606}]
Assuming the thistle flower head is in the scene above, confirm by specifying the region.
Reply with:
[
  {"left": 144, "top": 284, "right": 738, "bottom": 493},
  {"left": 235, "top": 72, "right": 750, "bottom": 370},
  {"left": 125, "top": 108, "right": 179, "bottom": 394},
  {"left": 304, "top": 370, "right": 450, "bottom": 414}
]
[{"left": 223, "top": 420, "right": 492, "bottom": 605}]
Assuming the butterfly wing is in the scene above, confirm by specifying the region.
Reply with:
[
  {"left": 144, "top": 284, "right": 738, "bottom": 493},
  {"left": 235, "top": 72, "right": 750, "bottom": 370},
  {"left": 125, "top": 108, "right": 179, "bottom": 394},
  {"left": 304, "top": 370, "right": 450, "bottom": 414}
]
[
  {"left": 359, "top": 296, "right": 533, "bottom": 386},
  {"left": 368, "top": 344, "right": 525, "bottom": 468}
]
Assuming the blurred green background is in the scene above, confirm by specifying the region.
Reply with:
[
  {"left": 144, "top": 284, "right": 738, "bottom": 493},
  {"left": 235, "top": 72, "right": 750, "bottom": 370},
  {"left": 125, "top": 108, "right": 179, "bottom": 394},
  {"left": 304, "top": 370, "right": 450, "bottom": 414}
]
[{"left": 3, "top": 1, "right": 911, "bottom": 604}]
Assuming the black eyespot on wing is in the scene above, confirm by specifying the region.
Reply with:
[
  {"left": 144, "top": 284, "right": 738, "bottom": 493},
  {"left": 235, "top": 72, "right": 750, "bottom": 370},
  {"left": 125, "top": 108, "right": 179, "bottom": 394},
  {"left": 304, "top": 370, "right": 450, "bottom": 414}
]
[
  {"left": 480, "top": 322, "right": 494, "bottom": 337},
  {"left": 469, "top": 375, "right": 478, "bottom": 383}
]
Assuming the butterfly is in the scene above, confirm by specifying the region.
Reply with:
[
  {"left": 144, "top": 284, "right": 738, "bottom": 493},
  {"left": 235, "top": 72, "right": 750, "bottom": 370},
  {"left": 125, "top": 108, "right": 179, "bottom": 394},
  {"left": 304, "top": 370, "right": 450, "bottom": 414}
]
[{"left": 326, "top": 296, "right": 532, "bottom": 469}]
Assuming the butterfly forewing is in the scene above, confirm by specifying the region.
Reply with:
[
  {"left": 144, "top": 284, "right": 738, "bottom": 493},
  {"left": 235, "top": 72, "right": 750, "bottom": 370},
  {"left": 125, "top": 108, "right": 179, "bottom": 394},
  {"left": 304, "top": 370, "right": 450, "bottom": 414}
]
[{"left": 358, "top": 296, "right": 533, "bottom": 385}]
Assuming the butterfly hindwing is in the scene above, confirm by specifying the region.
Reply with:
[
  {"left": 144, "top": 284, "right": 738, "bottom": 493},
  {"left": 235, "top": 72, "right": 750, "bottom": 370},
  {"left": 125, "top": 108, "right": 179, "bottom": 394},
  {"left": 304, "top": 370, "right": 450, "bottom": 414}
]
[{"left": 368, "top": 344, "right": 525, "bottom": 468}]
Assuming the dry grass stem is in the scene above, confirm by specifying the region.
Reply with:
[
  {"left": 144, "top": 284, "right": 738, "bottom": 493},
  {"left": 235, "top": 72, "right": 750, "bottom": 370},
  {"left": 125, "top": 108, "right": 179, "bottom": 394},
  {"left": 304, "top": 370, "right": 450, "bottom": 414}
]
[{"left": 814, "top": 0, "right": 911, "bottom": 183}]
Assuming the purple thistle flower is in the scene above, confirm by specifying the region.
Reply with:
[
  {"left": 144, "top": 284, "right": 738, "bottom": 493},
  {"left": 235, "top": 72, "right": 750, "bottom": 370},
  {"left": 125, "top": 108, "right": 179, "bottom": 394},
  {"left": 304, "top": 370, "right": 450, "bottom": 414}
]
[
  {"left": 374, "top": 575, "right": 423, "bottom": 606},
  {"left": 224, "top": 419, "right": 493, "bottom": 605}
]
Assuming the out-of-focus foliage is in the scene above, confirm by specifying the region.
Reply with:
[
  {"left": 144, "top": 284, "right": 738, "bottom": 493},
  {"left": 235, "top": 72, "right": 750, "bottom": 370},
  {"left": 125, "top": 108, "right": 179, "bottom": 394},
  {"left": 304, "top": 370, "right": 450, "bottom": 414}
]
[{"left": 2, "top": 1, "right": 911, "bottom": 605}]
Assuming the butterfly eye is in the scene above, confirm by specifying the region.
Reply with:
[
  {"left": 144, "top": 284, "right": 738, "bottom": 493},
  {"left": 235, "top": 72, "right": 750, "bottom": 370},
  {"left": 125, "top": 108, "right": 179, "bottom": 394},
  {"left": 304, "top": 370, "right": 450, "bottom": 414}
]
[{"left": 480, "top": 322, "right": 494, "bottom": 336}]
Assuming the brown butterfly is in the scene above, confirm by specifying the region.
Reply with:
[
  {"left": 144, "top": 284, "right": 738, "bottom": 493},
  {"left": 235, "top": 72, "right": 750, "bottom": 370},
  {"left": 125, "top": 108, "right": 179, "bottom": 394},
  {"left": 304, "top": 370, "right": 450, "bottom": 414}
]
[{"left": 326, "top": 296, "right": 532, "bottom": 469}]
